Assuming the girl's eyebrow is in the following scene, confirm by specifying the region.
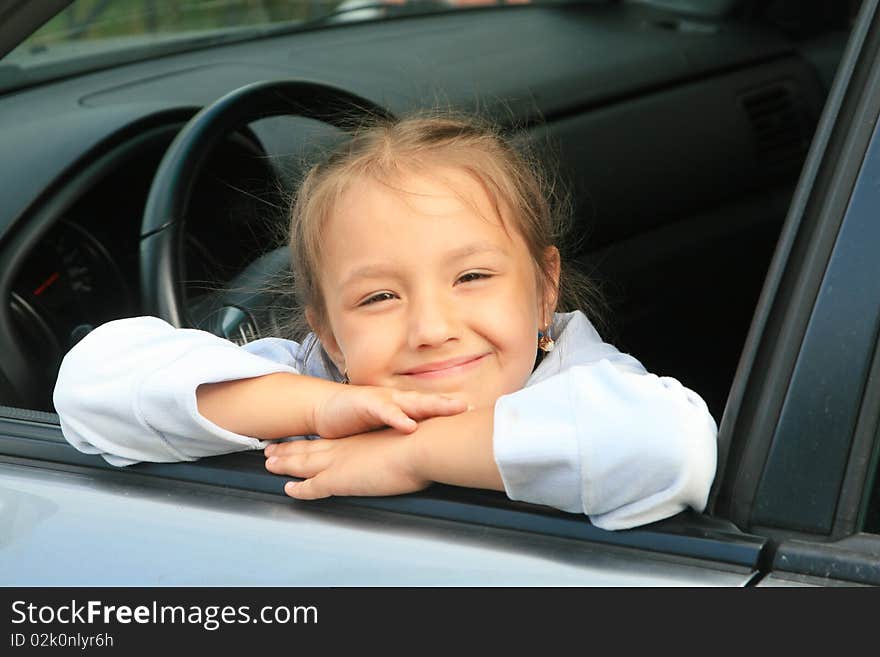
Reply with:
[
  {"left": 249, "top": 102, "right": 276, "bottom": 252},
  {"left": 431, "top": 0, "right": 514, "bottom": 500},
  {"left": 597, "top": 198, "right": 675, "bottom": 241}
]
[
  {"left": 340, "top": 242, "right": 507, "bottom": 288},
  {"left": 340, "top": 263, "right": 400, "bottom": 288},
  {"left": 444, "top": 241, "right": 507, "bottom": 262}
]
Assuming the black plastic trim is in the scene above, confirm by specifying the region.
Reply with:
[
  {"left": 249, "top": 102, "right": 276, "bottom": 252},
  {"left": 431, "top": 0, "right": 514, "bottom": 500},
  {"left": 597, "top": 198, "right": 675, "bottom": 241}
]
[
  {"left": 772, "top": 533, "right": 880, "bottom": 585},
  {"left": 752, "top": 111, "right": 880, "bottom": 533},
  {"left": 853, "top": 341, "right": 880, "bottom": 533}
]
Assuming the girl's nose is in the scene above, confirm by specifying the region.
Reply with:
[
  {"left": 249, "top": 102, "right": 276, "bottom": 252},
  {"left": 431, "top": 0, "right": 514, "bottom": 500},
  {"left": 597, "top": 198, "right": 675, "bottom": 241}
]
[{"left": 407, "top": 293, "right": 460, "bottom": 349}]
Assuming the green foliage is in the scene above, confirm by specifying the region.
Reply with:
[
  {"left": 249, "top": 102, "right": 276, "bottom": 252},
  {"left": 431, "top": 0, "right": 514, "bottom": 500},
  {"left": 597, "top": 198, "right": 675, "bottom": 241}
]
[{"left": 28, "top": 0, "right": 324, "bottom": 46}]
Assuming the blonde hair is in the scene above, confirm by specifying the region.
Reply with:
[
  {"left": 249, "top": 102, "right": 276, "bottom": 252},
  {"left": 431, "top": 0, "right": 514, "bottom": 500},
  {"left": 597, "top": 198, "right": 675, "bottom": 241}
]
[{"left": 284, "top": 111, "right": 601, "bottom": 346}]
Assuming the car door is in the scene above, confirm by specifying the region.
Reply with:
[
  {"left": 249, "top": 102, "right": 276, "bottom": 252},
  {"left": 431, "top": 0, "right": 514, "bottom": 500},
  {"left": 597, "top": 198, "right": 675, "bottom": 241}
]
[{"left": 712, "top": 0, "right": 880, "bottom": 586}]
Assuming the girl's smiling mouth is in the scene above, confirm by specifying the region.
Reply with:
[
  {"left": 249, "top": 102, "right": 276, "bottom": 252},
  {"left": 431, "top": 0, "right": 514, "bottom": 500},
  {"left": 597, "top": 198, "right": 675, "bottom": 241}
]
[{"left": 400, "top": 353, "right": 490, "bottom": 379}]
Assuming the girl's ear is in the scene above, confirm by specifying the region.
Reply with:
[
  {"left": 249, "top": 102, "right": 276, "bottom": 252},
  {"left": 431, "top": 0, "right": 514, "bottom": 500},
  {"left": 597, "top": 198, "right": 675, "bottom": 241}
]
[
  {"left": 305, "top": 307, "right": 347, "bottom": 374},
  {"left": 541, "top": 246, "right": 561, "bottom": 326}
]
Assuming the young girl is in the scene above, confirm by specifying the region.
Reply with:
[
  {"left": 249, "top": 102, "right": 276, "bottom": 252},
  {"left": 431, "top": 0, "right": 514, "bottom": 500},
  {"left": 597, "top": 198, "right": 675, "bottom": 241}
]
[{"left": 53, "top": 114, "right": 717, "bottom": 531}]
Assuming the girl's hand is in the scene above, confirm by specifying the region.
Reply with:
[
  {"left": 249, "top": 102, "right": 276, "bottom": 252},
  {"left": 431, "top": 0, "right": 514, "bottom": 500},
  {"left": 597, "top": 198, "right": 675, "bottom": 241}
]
[
  {"left": 264, "top": 408, "right": 501, "bottom": 500},
  {"left": 264, "top": 429, "right": 426, "bottom": 499},
  {"left": 311, "top": 385, "right": 467, "bottom": 438}
]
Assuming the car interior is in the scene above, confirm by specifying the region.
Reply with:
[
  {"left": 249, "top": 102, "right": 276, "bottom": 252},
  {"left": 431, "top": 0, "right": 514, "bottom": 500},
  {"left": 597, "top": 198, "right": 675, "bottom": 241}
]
[{"left": 0, "top": 0, "right": 862, "bottom": 458}]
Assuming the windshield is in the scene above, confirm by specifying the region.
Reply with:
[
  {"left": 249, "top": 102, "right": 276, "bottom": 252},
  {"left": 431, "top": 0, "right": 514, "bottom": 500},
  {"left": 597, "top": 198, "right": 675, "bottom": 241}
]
[{"left": 1, "top": 0, "right": 570, "bottom": 93}]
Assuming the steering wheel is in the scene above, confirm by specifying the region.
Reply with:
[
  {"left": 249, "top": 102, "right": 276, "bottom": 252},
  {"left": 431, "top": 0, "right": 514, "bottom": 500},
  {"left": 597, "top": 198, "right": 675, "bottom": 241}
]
[{"left": 140, "top": 80, "right": 395, "bottom": 340}]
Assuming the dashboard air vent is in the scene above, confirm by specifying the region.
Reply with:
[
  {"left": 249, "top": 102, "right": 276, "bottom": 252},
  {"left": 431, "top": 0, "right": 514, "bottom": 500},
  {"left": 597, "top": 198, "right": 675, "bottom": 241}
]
[{"left": 741, "top": 83, "right": 811, "bottom": 175}]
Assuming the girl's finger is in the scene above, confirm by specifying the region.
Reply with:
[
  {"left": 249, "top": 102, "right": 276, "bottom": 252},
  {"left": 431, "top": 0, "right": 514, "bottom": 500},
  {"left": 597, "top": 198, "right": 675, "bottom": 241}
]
[
  {"left": 393, "top": 391, "right": 468, "bottom": 420},
  {"left": 266, "top": 449, "right": 333, "bottom": 479},
  {"left": 284, "top": 478, "right": 330, "bottom": 500},
  {"left": 265, "top": 439, "right": 331, "bottom": 458},
  {"left": 377, "top": 402, "right": 418, "bottom": 433}
]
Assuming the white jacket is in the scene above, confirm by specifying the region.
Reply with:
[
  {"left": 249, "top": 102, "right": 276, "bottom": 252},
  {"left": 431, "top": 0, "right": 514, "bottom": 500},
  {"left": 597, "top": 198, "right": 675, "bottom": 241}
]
[{"left": 53, "top": 310, "right": 717, "bottom": 530}]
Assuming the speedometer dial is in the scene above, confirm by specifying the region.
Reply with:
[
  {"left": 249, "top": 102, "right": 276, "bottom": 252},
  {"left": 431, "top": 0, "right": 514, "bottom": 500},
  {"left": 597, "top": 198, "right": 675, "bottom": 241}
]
[{"left": 11, "top": 221, "right": 134, "bottom": 406}]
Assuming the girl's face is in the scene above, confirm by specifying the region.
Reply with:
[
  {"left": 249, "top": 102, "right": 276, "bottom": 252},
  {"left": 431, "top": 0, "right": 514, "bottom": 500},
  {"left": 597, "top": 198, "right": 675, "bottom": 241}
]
[{"left": 312, "top": 166, "right": 559, "bottom": 410}]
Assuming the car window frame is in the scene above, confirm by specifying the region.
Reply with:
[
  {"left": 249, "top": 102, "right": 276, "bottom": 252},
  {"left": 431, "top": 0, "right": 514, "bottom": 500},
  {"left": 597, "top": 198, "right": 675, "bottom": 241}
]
[
  {"left": 751, "top": 94, "right": 880, "bottom": 536},
  {"left": 712, "top": 0, "right": 880, "bottom": 534},
  {"left": 707, "top": 0, "right": 880, "bottom": 587}
]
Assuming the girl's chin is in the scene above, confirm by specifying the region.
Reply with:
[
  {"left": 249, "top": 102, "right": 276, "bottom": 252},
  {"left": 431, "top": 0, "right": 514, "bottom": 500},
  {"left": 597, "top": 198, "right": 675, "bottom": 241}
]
[
  {"left": 382, "top": 379, "right": 503, "bottom": 408},
  {"left": 379, "top": 367, "right": 528, "bottom": 407}
]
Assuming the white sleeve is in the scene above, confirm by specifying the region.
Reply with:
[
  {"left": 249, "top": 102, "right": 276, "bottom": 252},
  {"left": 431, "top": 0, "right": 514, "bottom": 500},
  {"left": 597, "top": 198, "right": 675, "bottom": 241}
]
[
  {"left": 492, "top": 359, "right": 718, "bottom": 531},
  {"left": 53, "top": 316, "right": 303, "bottom": 467}
]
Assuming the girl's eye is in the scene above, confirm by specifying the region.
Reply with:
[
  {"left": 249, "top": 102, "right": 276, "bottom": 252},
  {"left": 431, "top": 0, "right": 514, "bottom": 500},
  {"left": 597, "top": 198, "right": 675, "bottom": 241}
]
[
  {"left": 359, "top": 292, "right": 396, "bottom": 306},
  {"left": 457, "top": 272, "right": 491, "bottom": 284}
]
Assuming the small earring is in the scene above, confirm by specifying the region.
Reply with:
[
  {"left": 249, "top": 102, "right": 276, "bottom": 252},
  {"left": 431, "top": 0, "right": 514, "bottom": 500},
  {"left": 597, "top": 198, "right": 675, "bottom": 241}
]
[{"left": 538, "top": 326, "right": 555, "bottom": 353}]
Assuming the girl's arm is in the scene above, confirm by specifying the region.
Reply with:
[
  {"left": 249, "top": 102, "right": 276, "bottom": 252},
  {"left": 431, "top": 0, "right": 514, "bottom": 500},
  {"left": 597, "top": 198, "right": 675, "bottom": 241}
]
[
  {"left": 197, "top": 372, "right": 336, "bottom": 440},
  {"left": 199, "top": 374, "right": 467, "bottom": 441},
  {"left": 54, "top": 316, "right": 302, "bottom": 465},
  {"left": 54, "top": 316, "right": 466, "bottom": 466},
  {"left": 268, "top": 360, "right": 716, "bottom": 531},
  {"left": 408, "top": 408, "right": 502, "bottom": 491},
  {"left": 492, "top": 361, "right": 717, "bottom": 530}
]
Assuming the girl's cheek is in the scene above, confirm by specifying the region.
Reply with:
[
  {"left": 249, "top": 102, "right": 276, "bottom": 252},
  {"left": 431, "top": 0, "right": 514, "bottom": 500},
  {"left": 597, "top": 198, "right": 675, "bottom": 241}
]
[{"left": 344, "top": 329, "right": 401, "bottom": 382}]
